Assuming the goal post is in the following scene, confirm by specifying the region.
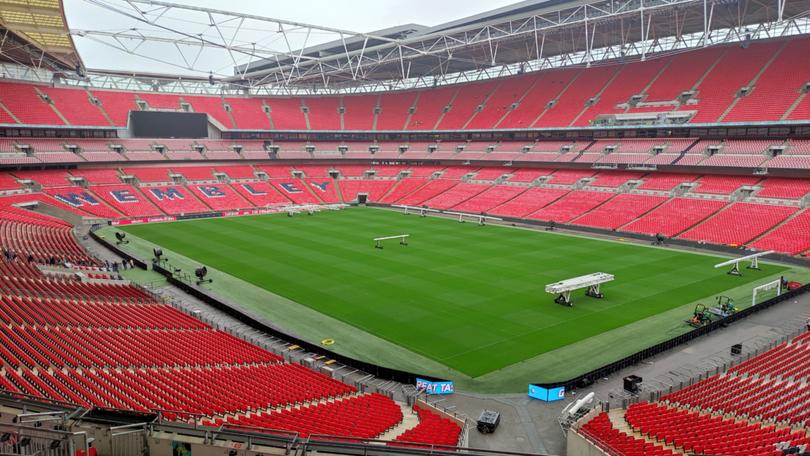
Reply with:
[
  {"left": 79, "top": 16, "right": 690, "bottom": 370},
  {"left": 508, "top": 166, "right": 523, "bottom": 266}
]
[{"left": 752, "top": 278, "right": 783, "bottom": 306}]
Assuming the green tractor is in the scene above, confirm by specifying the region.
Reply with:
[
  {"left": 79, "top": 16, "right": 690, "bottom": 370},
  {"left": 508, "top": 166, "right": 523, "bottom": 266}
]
[
  {"left": 687, "top": 304, "right": 713, "bottom": 327},
  {"left": 711, "top": 296, "right": 738, "bottom": 318}
]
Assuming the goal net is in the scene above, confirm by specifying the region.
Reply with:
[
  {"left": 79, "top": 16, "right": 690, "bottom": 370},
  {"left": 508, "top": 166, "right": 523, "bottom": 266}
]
[{"left": 752, "top": 279, "right": 783, "bottom": 306}]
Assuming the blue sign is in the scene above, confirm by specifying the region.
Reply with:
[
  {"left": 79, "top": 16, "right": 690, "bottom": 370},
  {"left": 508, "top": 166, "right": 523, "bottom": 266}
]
[
  {"left": 416, "top": 378, "right": 455, "bottom": 395},
  {"left": 528, "top": 384, "right": 565, "bottom": 402}
]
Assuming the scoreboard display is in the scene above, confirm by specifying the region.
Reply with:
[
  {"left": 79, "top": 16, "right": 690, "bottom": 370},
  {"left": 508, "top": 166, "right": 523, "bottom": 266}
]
[{"left": 130, "top": 111, "right": 208, "bottom": 138}]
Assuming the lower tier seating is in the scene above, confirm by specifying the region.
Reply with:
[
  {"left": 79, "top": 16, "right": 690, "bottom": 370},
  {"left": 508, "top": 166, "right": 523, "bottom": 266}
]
[
  {"left": 622, "top": 198, "right": 728, "bottom": 237},
  {"left": 488, "top": 187, "right": 569, "bottom": 218},
  {"left": 751, "top": 209, "right": 810, "bottom": 255},
  {"left": 679, "top": 203, "right": 798, "bottom": 246},
  {"left": 391, "top": 404, "right": 463, "bottom": 448},
  {"left": 528, "top": 191, "right": 614, "bottom": 223},
  {"left": 338, "top": 180, "right": 396, "bottom": 203},
  {"left": 225, "top": 394, "right": 403, "bottom": 440},
  {"left": 572, "top": 194, "right": 669, "bottom": 229},
  {"left": 580, "top": 412, "right": 676, "bottom": 456},
  {"left": 625, "top": 402, "right": 808, "bottom": 456}
]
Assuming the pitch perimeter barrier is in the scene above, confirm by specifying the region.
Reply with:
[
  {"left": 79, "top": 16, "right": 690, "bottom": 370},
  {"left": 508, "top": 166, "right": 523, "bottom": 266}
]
[
  {"left": 92, "top": 206, "right": 809, "bottom": 394},
  {"left": 148, "top": 261, "right": 446, "bottom": 386}
]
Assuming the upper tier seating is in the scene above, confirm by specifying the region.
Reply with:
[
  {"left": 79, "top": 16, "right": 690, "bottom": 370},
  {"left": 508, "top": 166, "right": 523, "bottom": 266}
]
[
  {"left": 724, "top": 38, "right": 810, "bottom": 122},
  {"left": 438, "top": 80, "right": 499, "bottom": 130},
  {"left": 90, "top": 90, "right": 138, "bottom": 127},
  {"left": 1, "top": 37, "right": 807, "bottom": 131},
  {"left": 0, "top": 82, "right": 64, "bottom": 125},
  {"left": 305, "top": 97, "right": 341, "bottom": 130},
  {"left": 342, "top": 95, "right": 376, "bottom": 130},
  {"left": 265, "top": 98, "right": 307, "bottom": 130},
  {"left": 575, "top": 59, "right": 669, "bottom": 127},
  {"left": 377, "top": 92, "right": 415, "bottom": 130},
  {"left": 185, "top": 95, "right": 232, "bottom": 128},
  {"left": 226, "top": 98, "right": 271, "bottom": 130},
  {"left": 539, "top": 66, "right": 617, "bottom": 127},
  {"left": 40, "top": 87, "right": 109, "bottom": 126},
  {"left": 687, "top": 41, "right": 781, "bottom": 123},
  {"left": 406, "top": 87, "right": 455, "bottom": 130},
  {"left": 498, "top": 68, "right": 581, "bottom": 129},
  {"left": 466, "top": 75, "right": 535, "bottom": 130}
]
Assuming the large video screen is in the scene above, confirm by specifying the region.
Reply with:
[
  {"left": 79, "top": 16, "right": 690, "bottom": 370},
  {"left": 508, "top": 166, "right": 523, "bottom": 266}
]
[{"left": 130, "top": 111, "right": 208, "bottom": 138}]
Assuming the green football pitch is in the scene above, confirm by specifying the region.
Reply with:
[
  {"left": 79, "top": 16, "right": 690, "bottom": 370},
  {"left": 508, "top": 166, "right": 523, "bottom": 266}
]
[{"left": 117, "top": 207, "right": 792, "bottom": 385}]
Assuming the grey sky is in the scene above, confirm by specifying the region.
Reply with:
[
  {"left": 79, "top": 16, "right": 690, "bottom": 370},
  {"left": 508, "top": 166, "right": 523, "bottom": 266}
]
[{"left": 64, "top": 0, "right": 519, "bottom": 76}]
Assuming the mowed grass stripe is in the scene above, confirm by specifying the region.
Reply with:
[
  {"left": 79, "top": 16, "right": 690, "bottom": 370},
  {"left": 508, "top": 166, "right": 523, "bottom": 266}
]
[{"left": 122, "top": 208, "right": 787, "bottom": 377}]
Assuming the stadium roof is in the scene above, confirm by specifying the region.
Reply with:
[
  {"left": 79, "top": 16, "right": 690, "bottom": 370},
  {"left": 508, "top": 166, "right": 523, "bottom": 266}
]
[
  {"left": 232, "top": 0, "right": 810, "bottom": 90},
  {"left": 0, "top": 0, "right": 82, "bottom": 71},
  {"left": 5, "top": 0, "right": 808, "bottom": 93}
]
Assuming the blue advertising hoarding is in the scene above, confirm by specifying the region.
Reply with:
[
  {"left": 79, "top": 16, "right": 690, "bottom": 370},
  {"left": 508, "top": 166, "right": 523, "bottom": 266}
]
[
  {"left": 528, "top": 384, "right": 565, "bottom": 402},
  {"left": 416, "top": 378, "right": 455, "bottom": 395}
]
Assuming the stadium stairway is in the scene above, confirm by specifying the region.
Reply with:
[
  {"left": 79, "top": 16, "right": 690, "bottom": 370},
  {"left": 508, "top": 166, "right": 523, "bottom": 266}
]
[
  {"left": 375, "top": 403, "right": 421, "bottom": 441},
  {"left": 606, "top": 409, "right": 686, "bottom": 455},
  {"left": 334, "top": 179, "right": 345, "bottom": 204}
]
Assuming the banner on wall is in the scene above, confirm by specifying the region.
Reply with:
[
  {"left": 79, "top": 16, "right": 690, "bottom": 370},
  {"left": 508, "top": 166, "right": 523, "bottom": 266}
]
[
  {"left": 110, "top": 216, "right": 176, "bottom": 226},
  {"left": 528, "top": 384, "right": 565, "bottom": 402},
  {"left": 416, "top": 378, "right": 455, "bottom": 395}
]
